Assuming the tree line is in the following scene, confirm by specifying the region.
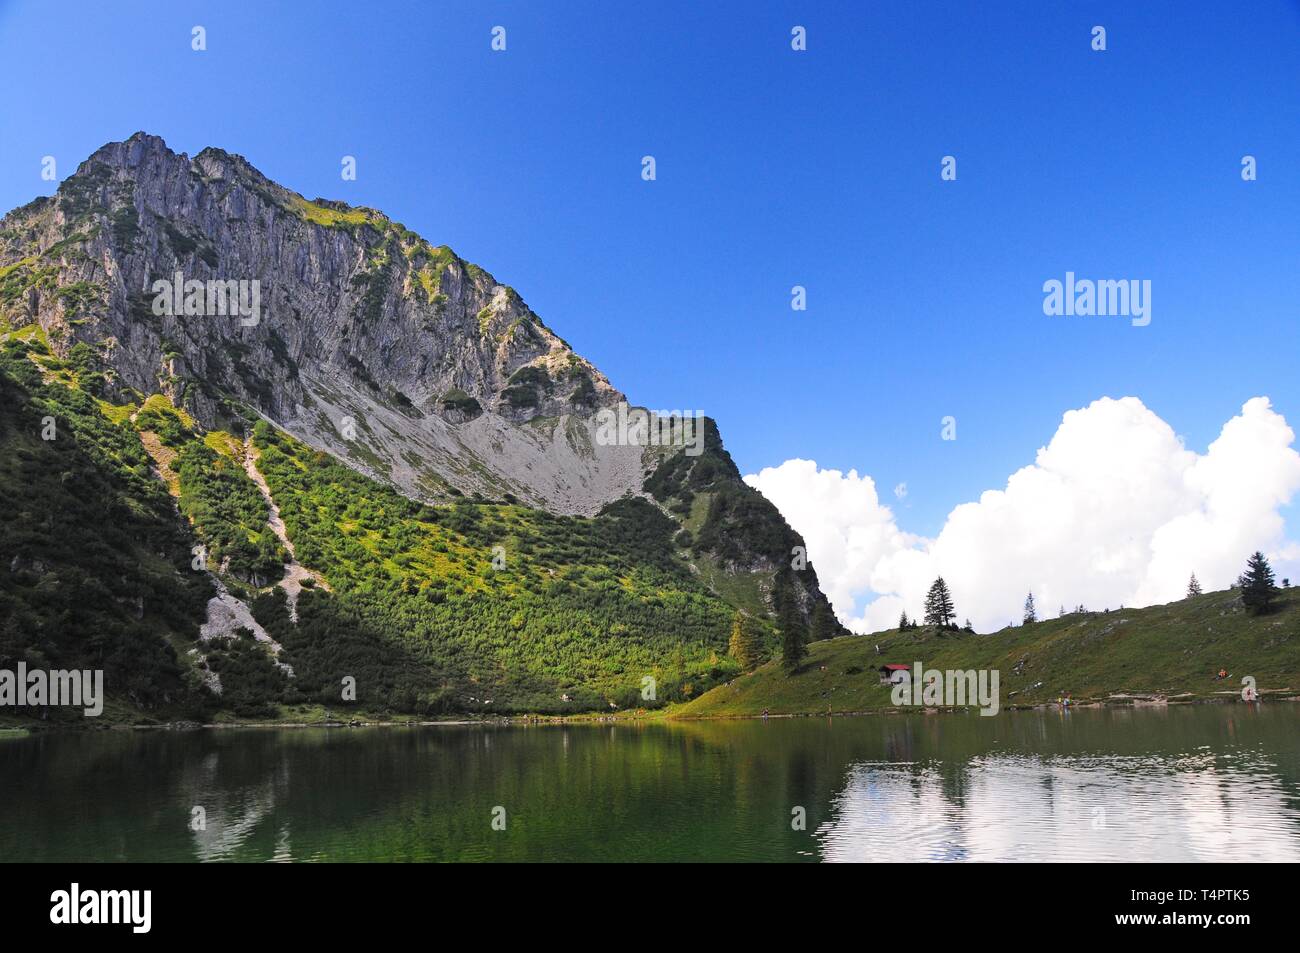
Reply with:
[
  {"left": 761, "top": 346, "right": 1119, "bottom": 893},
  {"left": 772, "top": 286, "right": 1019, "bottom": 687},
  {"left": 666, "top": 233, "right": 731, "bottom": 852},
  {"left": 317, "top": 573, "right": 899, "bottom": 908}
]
[{"left": 890, "top": 552, "right": 1290, "bottom": 637}]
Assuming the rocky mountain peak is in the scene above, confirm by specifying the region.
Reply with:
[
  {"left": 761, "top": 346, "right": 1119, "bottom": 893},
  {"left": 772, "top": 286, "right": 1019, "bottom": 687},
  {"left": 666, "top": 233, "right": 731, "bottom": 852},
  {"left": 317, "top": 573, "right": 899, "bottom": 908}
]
[
  {"left": 3, "top": 132, "right": 635, "bottom": 511},
  {"left": 2, "top": 133, "right": 843, "bottom": 635}
]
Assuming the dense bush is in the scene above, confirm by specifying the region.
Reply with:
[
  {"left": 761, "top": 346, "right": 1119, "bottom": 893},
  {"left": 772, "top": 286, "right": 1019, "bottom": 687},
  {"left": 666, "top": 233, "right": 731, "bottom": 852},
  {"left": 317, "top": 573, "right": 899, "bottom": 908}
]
[
  {"left": 0, "top": 343, "right": 212, "bottom": 714},
  {"left": 251, "top": 428, "right": 739, "bottom": 712}
]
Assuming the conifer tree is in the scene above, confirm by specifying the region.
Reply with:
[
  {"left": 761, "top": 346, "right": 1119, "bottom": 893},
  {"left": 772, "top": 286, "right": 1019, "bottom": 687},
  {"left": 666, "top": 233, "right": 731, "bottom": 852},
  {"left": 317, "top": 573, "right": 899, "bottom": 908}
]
[
  {"left": 1238, "top": 552, "right": 1278, "bottom": 615},
  {"left": 1023, "top": 592, "right": 1037, "bottom": 625},
  {"left": 1187, "top": 573, "right": 1202, "bottom": 597},
  {"left": 780, "top": 607, "right": 806, "bottom": 669},
  {"left": 923, "top": 577, "right": 956, "bottom": 628},
  {"left": 727, "top": 611, "right": 761, "bottom": 672},
  {"left": 810, "top": 600, "right": 837, "bottom": 642},
  {"left": 772, "top": 570, "right": 808, "bottom": 669}
]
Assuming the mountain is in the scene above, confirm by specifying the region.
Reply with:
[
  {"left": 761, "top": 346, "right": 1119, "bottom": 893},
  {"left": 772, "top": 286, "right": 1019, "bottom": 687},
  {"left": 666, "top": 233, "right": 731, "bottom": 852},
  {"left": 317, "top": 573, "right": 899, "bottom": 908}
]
[
  {"left": 6, "top": 133, "right": 637, "bottom": 512},
  {"left": 0, "top": 133, "right": 844, "bottom": 722}
]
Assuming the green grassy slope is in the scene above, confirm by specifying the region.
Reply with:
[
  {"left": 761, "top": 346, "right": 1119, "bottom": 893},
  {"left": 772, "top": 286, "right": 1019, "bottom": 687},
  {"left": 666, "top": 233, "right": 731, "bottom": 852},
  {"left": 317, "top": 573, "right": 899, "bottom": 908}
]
[
  {"left": 1, "top": 330, "right": 783, "bottom": 720},
  {"left": 250, "top": 422, "right": 754, "bottom": 713},
  {"left": 0, "top": 336, "right": 213, "bottom": 725},
  {"left": 674, "top": 587, "right": 1300, "bottom": 717}
]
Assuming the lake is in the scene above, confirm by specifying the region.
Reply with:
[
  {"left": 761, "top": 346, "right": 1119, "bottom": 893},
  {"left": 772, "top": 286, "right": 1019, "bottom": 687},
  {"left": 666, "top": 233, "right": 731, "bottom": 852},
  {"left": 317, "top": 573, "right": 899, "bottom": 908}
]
[{"left": 2, "top": 705, "right": 1298, "bottom": 862}]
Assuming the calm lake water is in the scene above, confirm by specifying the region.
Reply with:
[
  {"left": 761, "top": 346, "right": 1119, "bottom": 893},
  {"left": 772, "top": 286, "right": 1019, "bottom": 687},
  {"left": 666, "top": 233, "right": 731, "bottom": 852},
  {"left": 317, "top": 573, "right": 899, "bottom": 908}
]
[{"left": 2, "top": 705, "right": 1298, "bottom": 862}]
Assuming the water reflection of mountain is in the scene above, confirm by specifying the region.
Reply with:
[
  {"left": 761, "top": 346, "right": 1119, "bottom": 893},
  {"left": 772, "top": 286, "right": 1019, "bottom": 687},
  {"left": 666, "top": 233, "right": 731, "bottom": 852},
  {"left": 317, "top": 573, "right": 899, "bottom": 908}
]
[{"left": 0, "top": 707, "right": 1297, "bottom": 862}]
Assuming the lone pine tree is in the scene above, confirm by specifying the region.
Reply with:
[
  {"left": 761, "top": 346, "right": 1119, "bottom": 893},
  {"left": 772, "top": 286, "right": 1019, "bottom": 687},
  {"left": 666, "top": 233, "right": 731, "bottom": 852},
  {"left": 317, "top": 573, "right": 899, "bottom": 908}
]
[
  {"left": 923, "top": 577, "right": 956, "bottom": 628},
  {"left": 727, "top": 611, "right": 762, "bottom": 672},
  {"left": 1238, "top": 552, "right": 1278, "bottom": 615}
]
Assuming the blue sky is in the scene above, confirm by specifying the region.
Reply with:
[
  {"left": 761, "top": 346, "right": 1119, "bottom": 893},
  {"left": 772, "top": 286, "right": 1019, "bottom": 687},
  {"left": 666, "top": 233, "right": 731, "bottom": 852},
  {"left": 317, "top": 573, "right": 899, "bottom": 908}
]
[{"left": 3, "top": 0, "right": 1299, "bottom": 538}]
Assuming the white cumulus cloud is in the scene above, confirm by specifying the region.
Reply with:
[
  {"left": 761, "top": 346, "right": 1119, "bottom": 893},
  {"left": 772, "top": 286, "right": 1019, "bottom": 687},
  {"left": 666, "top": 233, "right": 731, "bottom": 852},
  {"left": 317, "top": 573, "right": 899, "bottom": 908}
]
[{"left": 745, "top": 397, "right": 1300, "bottom": 634}]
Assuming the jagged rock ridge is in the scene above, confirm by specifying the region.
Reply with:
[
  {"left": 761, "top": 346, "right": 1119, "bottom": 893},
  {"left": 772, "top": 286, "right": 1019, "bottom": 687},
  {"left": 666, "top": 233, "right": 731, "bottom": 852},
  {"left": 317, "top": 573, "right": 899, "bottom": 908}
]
[
  {"left": 1, "top": 133, "right": 649, "bottom": 513},
  {"left": 0, "top": 132, "right": 843, "bottom": 631}
]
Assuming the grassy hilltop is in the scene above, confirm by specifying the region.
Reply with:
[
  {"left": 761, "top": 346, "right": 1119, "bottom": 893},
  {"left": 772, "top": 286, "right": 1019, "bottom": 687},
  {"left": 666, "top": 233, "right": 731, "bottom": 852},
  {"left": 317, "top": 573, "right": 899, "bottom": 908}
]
[{"left": 674, "top": 585, "right": 1300, "bottom": 718}]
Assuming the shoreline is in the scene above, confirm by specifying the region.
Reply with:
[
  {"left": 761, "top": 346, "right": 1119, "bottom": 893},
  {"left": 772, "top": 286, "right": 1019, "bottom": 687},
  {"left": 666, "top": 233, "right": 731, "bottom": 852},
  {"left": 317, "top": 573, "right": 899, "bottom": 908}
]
[{"left": 4, "top": 689, "right": 1295, "bottom": 734}]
